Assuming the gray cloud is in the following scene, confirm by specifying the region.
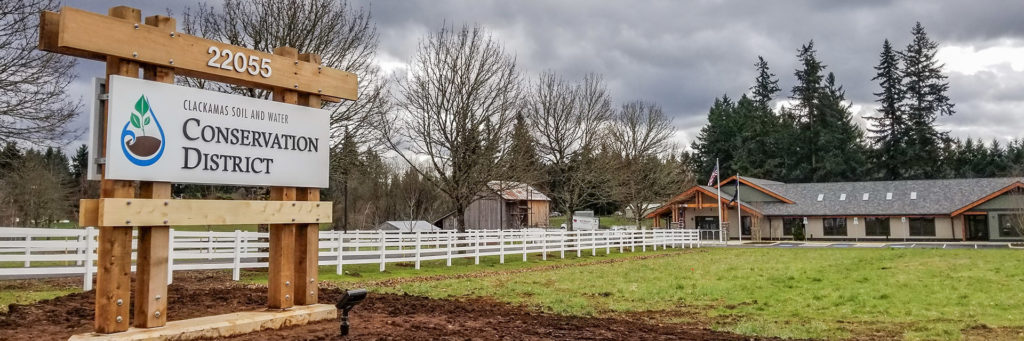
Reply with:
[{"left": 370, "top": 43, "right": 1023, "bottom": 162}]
[{"left": 58, "top": 0, "right": 1024, "bottom": 154}]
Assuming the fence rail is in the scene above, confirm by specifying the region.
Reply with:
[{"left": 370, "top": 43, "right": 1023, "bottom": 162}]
[{"left": 0, "top": 227, "right": 714, "bottom": 291}]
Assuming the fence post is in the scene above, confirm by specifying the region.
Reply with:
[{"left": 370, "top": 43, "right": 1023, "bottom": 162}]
[
  {"left": 379, "top": 230, "right": 386, "bottom": 272},
  {"left": 606, "top": 232, "right": 611, "bottom": 254},
  {"left": 499, "top": 229, "right": 505, "bottom": 264},
  {"left": 446, "top": 230, "right": 453, "bottom": 267},
  {"left": 591, "top": 231, "right": 596, "bottom": 256},
  {"left": 207, "top": 230, "right": 214, "bottom": 260},
  {"left": 653, "top": 230, "right": 658, "bottom": 251},
  {"left": 232, "top": 230, "right": 241, "bottom": 281},
  {"left": 24, "top": 236, "right": 31, "bottom": 267},
  {"left": 541, "top": 230, "right": 547, "bottom": 260},
  {"left": 82, "top": 226, "right": 95, "bottom": 291},
  {"left": 415, "top": 232, "right": 422, "bottom": 270},
  {"left": 626, "top": 229, "right": 634, "bottom": 250},
  {"left": 522, "top": 230, "right": 528, "bottom": 262},
  {"left": 560, "top": 230, "right": 565, "bottom": 259},
  {"left": 342, "top": 228, "right": 350, "bottom": 274},
  {"left": 76, "top": 233, "right": 85, "bottom": 266},
  {"left": 474, "top": 230, "right": 481, "bottom": 265},
  {"left": 576, "top": 231, "right": 581, "bottom": 258},
  {"left": 167, "top": 228, "right": 175, "bottom": 285}
]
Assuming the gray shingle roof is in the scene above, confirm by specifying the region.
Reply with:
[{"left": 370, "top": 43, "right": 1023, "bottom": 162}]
[
  {"left": 378, "top": 221, "right": 441, "bottom": 232},
  {"left": 753, "top": 177, "right": 1024, "bottom": 216}
]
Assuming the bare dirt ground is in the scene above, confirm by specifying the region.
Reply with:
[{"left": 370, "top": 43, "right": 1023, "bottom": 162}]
[{"left": 0, "top": 270, "right": 765, "bottom": 341}]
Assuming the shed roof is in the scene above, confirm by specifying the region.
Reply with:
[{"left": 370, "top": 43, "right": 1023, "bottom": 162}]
[
  {"left": 378, "top": 221, "right": 442, "bottom": 232},
  {"left": 487, "top": 181, "right": 551, "bottom": 201}
]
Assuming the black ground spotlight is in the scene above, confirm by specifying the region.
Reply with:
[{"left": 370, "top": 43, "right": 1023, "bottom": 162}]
[{"left": 336, "top": 288, "right": 367, "bottom": 336}]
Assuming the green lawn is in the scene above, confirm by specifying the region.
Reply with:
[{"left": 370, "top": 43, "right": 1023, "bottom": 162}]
[{"left": 376, "top": 248, "right": 1024, "bottom": 340}]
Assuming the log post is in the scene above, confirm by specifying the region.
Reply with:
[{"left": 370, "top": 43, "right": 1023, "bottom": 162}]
[
  {"left": 94, "top": 6, "right": 140, "bottom": 334},
  {"left": 268, "top": 45, "right": 300, "bottom": 310},
  {"left": 133, "top": 14, "right": 175, "bottom": 329},
  {"left": 293, "top": 53, "right": 323, "bottom": 306}
]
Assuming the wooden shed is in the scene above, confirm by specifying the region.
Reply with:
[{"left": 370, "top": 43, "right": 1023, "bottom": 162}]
[{"left": 434, "top": 181, "right": 551, "bottom": 230}]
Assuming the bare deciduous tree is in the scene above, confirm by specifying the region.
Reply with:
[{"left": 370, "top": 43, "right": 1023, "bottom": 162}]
[
  {"left": 181, "top": 0, "right": 389, "bottom": 149},
  {"left": 385, "top": 24, "right": 521, "bottom": 232},
  {"left": 608, "top": 100, "right": 675, "bottom": 229},
  {"left": 524, "top": 72, "right": 613, "bottom": 229},
  {"left": 0, "top": 0, "right": 80, "bottom": 145}
]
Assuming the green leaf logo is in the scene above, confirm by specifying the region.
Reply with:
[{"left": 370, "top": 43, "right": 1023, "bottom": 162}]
[
  {"left": 130, "top": 113, "right": 141, "bottom": 129},
  {"left": 134, "top": 95, "right": 150, "bottom": 117}
]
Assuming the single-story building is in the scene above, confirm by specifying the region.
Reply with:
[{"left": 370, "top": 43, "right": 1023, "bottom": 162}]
[
  {"left": 435, "top": 181, "right": 551, "bottom": 230},
  {"left": 646, "top": 176, "right": 1024, "bottom": 241},
  {"left": 377, "top": 221, "right": 442, "bottom": 232}
]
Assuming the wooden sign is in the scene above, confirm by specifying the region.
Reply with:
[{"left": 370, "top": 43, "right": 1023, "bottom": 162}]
[
  {"left": 38, "top": 5, "right": 346, "bottom": 336},
  {"left": 39, "top": 7, "right": 357, "bottom": 101}
]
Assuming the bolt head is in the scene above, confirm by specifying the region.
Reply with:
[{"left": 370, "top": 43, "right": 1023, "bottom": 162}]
[
  {"left": 169, "top": 59, "right": 174, "bottom": 65},
  {"left": 126, "top": 201, "right": 131, "bottom": 205},
  {"left": 164, "top": 201, "right": 169, "bottom": 206},
  {"left": 169, "top": 32, "right": 175, "bottom": 37},
  {"left": 155, "top": 295, "right": 161, "bottom": 300},
  {"left": 116, "top": 299, "right": 123, "bottom": 306},
  {"left": 125, "top": 220, "right": 131, "bottom": 224},
  {"left": 116, "top": 316, "right": 123, "bottom": 323},
  {"left": 163, "top": 220, "right": 169, "bottom": 224},
  {"left": 285, "top": 295, "right": 291, "bottom": 300},
  {"left": 133, "top": 24, "right": 139, "bottom": 29},
  {"left": 285, "top": 281, "right": 290, "bottom": 286},
  {"left": 154, "top": 311, "right": 161, "bottom": 318},
  {"left": 132, "top": 52, "right": 138, "bottom": 58}
]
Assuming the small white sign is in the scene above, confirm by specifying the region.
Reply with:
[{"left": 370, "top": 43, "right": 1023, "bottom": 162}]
[{"left": 105, "top": 76, "right": 329, "bottom": 188}]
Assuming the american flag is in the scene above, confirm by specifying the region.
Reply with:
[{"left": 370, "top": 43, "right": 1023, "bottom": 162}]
[{"left": 707, "top": 164, "right": 719, "bottom": 187}]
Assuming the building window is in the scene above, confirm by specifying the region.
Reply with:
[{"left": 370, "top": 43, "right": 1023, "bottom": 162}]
[
  {"left": 823, "top": 218, "right": 847, "bottom": 236},
  {"left": 909, "top": 217, "right": 935, "bottom": 236},
  {"left": 997, "top": 214, "right": 1024, "bottom": 238},
  {"left": 782, "top": 218, "right": 802, "bottom": 235},
  {"left": 741, "top": 216, "right": 752, "bottom": 236},
  {"left": 865, "top": 217, "right": 889, "bottom": 236}
]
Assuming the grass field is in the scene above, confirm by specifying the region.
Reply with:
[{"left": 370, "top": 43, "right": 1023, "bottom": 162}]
[
  {"left": 376, "top": 248, "right": 1024, "bottom": 340},
  {"left": 5, "top": 247, "right": 1022, "bottom": 339}
]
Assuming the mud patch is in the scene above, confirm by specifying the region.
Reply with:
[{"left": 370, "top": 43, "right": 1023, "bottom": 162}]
[{"left": 0, "top": 269, "right": 767, "bottom": 341}]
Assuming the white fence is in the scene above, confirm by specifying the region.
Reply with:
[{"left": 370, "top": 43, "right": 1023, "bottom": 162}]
[{"left": 0, "top": 227, "right": 710, "bottom": 291}]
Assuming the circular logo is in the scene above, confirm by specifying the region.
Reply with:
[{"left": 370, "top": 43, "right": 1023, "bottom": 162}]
[{"left": 121, "top": 95, "right": 166, "bottom": 166}]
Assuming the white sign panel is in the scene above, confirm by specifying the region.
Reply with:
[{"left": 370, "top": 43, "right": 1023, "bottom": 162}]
[{"left": 105, "top": 75, "right": 329, "bottom": 188}]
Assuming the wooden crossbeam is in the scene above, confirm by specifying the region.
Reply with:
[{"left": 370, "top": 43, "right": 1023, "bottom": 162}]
[
  {"left": 39, "top": 7, "right": 356, "bottom": 101},
  {"left": 82, "top": 199, "right": 331, "bottom": 227}
]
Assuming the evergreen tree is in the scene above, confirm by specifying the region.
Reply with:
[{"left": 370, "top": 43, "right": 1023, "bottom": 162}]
[
  {"left": 866, "top": 39, "right": 907, "bottom": 180},
  {"left": 788, "top": 41, "right": 828, "bottom": 181},
  {"left": 736, "top": 57, "right": 786, "bottom": 180},
  {"left": 812, "top": 73, "right": 867, "bottom": 181},
  {"left": 901, "top": 22, "right": 954, "bottom": 179},
  {"left": 502, "top": 113, "right": 542, "bottom": 185},
  {"left": 751, "top": 56, "right": 781, "bottom": 110},
  {"left": 691, "top": 95, "right": 739, "bottom": 175}
]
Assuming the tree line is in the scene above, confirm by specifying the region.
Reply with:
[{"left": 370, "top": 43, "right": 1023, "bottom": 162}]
[
  {"left": 6, "top": 2, "right": 1019, "bottom": 231},
  {"left": 0, "top": 0, "right": 689, "bottom": 230},
  {"left": 691, "top": 22, "right": 1023, "bottom": 182}
]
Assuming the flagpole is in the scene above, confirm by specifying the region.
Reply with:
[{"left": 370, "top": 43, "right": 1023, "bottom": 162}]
[
  {"left": 737, "top": 173, "right": 742, "bottom": 243},
  {"left": 716, "top": 158, "right": 723, "bottom": 242}
]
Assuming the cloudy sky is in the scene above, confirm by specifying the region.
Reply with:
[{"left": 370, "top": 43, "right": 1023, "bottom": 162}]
[{"left": 61, "top": 0, "right": 1024, "bottom": 153}]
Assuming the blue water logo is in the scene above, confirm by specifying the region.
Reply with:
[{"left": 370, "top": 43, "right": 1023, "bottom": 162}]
[{"left": 120, "top": 95, "right": 165, "bottom": 166}]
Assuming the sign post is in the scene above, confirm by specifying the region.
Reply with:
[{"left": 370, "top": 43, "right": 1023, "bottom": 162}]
[{"left": 39, "top": 5, "right": 355, "bottom": 336}]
